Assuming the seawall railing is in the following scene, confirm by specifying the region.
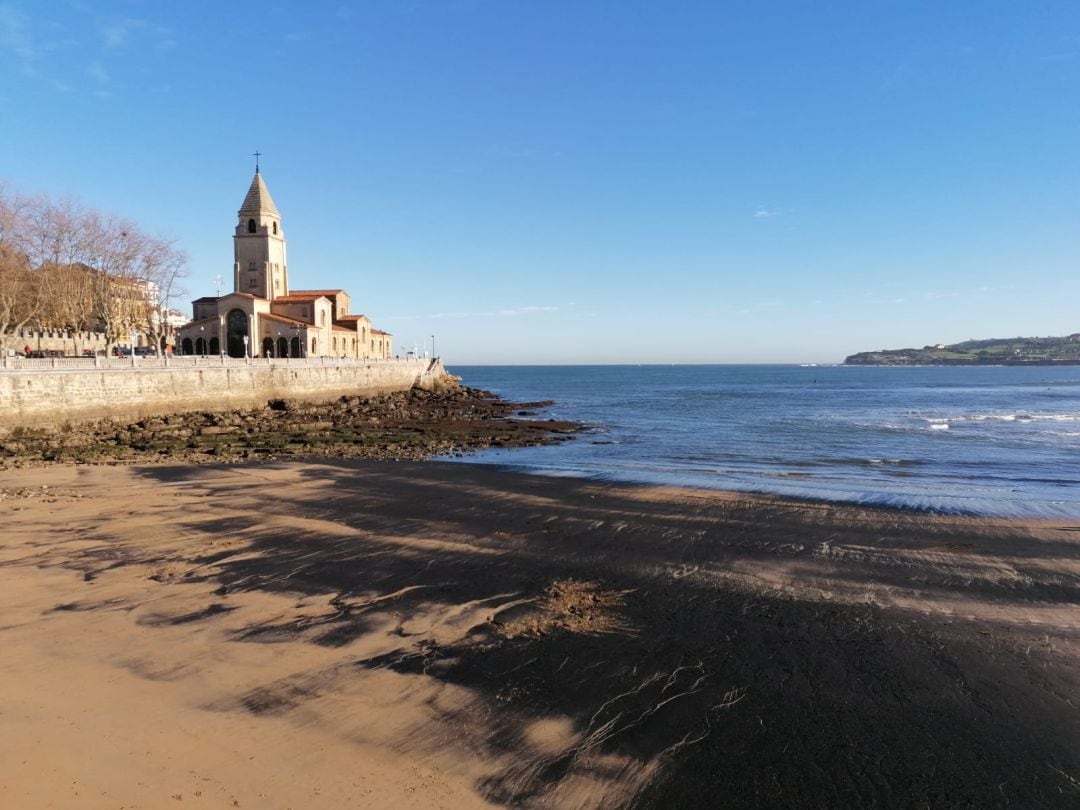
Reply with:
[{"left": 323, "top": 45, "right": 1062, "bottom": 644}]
[{"left": 0, "top": 355, "right": 436, "bottom": 373}]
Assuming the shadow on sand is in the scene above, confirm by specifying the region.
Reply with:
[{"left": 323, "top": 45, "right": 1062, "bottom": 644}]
[{"left": 124, "top": 459, "right": 1080, "bottom": 808}]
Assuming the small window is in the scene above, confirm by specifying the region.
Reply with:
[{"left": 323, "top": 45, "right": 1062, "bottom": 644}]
[
  {"left": 273, "top": 222, "right": 278, "bottom": 235},
  {"left": 247, "top": 219, "right": 256, "bottom": 233},
  {"left": 249, "top": 261, "right": 256, "bottom": 271},
  {"left": 249, "top": 278, "right": 258, "bottom": 289}
]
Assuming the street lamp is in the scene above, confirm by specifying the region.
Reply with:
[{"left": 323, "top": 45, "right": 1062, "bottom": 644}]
[
  {"left": 431, "top": 334, "right": 436, "bottom": 360},
  {"left": 243, "top": 335, "right": 250, "bottom": 359}
]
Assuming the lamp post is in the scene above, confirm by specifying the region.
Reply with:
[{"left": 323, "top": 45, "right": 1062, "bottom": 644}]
[
  {"left": 431, "top": 334, "right": 435, "bottom": 360},
  {"left": 243, "top": 335, "right": 249, "bottom": 359}
]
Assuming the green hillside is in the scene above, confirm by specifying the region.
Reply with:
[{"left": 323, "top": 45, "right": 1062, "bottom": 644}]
[{"left": 844, "top": 334, "right": 1080, "bottom": 365}]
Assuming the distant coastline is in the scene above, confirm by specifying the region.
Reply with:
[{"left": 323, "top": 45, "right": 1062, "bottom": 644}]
[{"left": 844, "top": 333, "right": 1080, "bottom": 366}]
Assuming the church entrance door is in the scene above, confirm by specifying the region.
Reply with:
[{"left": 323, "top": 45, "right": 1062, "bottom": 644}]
[{"left": 227, "top": 309, "right": 249, "bottom": 358}]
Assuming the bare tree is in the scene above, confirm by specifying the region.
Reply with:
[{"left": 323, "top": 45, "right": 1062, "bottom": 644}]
[
  {"left": 0, "top": 185, "right": 45, "bottom": 353},
  {"left": 83, "top": 213, "right": 187, "bottom": 354},
  {"left": 40, "top": 262, "right": 95, "bottom": 354},
  {"left": 0, "top": 182, "right": 188, "bottom": 356}
]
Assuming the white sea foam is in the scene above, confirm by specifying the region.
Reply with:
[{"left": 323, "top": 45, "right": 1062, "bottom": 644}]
[{"left": 926, "top": 412, "right": 1080, "bottom": 424}]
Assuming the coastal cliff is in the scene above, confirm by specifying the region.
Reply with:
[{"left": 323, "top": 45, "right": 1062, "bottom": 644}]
[{"left": 845, "top": 333, "right": 1080, "bottom": 365}]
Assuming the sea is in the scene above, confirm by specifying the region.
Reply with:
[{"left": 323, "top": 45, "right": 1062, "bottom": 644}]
[{"left": 445, "top": 364, "right": 1080, "bottom": 519}]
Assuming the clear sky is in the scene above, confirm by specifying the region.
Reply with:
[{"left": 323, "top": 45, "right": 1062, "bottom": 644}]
[{"left": 1, "top": 1, "right": 1077, "bottom": 363}]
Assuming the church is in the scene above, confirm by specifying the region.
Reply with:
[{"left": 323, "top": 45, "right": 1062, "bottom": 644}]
[{"left": 176, "top": 168, "right": 393, "bottom": 360}]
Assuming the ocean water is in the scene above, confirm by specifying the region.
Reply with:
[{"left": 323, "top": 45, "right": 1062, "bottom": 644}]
[{"left": 445, "top": 364, "right": 1080, "bottom": 519}]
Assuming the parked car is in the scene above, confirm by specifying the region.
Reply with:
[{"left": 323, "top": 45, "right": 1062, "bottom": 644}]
[
  {"left": 112, "top": 346, "right": 132, "bottom": 357},
  {"left": 134, "top": 346, "right": 157, "bottom": 356}
]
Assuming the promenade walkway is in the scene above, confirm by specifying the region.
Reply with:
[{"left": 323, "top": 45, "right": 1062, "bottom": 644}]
[{"left": 0, "top": 355, "right": 434, "bottom": 373}]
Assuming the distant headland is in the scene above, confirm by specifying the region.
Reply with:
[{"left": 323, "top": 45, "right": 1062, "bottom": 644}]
[{"left": 844, "top": 333, "right": 1080, "bottom": 366}]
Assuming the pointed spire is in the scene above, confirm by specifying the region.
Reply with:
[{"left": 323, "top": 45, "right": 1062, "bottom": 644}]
[{"left": 238, "top": 171, "right": 279, "bottom": 218}]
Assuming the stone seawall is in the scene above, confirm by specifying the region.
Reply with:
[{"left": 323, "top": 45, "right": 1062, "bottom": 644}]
[{"left": 0, "top": 358, "right": 450, "bottom": 429}]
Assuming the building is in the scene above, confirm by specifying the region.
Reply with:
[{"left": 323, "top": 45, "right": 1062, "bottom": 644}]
[{"left": 176, "top": 169, "right": 392, "bottom": 359}]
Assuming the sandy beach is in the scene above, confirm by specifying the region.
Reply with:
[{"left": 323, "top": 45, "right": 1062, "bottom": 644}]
[{"left": 3, "top": 459, "right": 1080, "bottom": 808}]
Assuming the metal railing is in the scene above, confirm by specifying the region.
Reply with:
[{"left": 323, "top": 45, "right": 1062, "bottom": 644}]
[{"left": 0, "top": 354, "right": 436, "bottom": 373}]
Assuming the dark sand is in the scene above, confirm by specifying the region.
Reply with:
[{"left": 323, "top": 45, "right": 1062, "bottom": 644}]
[{"left": 2, "top": 459, "right": 1079, "bottom": 808}]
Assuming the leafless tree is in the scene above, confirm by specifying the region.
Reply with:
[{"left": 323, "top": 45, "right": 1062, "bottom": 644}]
[
  {"left": 0, "top": 185, "right": 44, "bottom": 353},
  {"left": 0, "top": 182, "right": 187, "bottom": 356}
]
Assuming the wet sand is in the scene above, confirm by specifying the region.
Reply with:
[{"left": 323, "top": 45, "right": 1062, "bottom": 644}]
[{"left": 2, "top": 459, "right": 1080, "bottom": 808}]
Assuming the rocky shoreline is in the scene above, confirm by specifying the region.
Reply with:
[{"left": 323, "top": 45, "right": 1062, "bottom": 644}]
[{"left": 0, "top": 386, "right": 580, "bottom": 467}]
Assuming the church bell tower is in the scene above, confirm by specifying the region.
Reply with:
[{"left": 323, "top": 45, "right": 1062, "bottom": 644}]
[{"left": 233, "top": 163, "right": 288, "bottom": 300}]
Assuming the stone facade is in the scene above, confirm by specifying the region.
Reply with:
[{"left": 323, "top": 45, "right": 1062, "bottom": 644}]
[{"left": 175, "top": 170, "right": 393, "bottom": 361}]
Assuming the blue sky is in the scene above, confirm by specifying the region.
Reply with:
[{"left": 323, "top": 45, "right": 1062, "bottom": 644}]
[{"left": 1, "top": 1, "right": 1077, "bottom": 363}]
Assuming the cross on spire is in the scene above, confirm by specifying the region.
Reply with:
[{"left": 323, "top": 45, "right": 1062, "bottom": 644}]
[{"left": 253, "top": 150, "right": 262, "bottom": 173}]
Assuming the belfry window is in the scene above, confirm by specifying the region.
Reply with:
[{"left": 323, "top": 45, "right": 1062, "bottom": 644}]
[
  {"left": 273, "top": 222, "right": 278, "bottom": 235},
  {"left": 247, "top": 219, "right": 256, "bottom": 233}
]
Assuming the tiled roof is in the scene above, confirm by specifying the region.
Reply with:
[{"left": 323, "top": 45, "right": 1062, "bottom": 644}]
[
  {"left": 238, "top": 171, "right": 279, "bottom": 218},
  {"left": 177, "top": 315, "right": 221, "bottom": 329},
  {"left": 372, "top": 329, "right": 391, "bottom": 336},
  {"left": 335, "top": 314, "right": 369, "bottom": 321},
  {"left": 292, "top": 289, "right": 345, "bottom": 296},
  {"left": 261, "top": 312, "right": 310, "bottom": 328},
  {"left": 274, "top": 293, "right": 327, "bottom": 302}
]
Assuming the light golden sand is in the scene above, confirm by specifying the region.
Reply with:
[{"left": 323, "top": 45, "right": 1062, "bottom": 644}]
[{"left": 2, "top": 460, "right": 1079, "bottom": 808}]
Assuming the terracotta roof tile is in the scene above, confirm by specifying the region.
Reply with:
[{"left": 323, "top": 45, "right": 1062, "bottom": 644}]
[{"left": 260, "top": 313, "right": 310, "bottom": 328}]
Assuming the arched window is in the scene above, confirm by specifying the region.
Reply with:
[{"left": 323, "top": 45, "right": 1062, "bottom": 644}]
[
  {"left": 311, "top": 337, "right": 317, "bottom": 354},
  {"left": 273, "top": 222, "right": 278, "bottom": 235},
  {"left": 277, "top": 336, "right": 288, "bottom": 357},
  {"left": 249, "top": 261, "right": 257, "bottom": 271},
  {"left": 247, "top": 219, "right": 256, "bottom": 233},
  {"left": 226, "top": 309, "right": 249, "bottom": 358}
]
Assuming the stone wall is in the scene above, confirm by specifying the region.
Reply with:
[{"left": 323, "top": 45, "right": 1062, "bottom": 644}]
[
  {"left": 4, "top": 329, "right": 109, "bottom": 356},
  {"left": 0, "top": 358, "right": 450, "bottom": 429}
]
